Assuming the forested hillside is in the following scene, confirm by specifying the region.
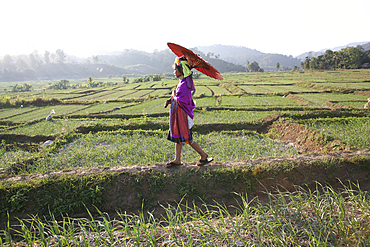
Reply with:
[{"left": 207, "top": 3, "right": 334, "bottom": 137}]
[
  {"left": 2, "top": 42, "right": 369, "bottom": 83},
  {"left": 301, "top": 45, "right": 370, "bottom": 70},
  {"left": 197, "top": 44, "right": 302, "bottom": 71},
  {"left": 296, "top": 41, "right": 370, "bottom": 61},
  {"left": 362, "top": 42, "right": 370, "bottom": 51},
  {"left": 98, "top": 49, "right": 246, "bottom": 74},
  {"left": 0, "top": 49, "right": 245, "bottom": 82}
]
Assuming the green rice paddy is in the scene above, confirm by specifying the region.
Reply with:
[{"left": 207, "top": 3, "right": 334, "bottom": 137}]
[
  {"left": 2, "top": 69, "right": 370, "bottom": 246},
  {"left": 1, "top": 69, "right": 370, "bottom": 174},
  {"left": 300, "top": 116, "right": 370, "bottom": 150}
]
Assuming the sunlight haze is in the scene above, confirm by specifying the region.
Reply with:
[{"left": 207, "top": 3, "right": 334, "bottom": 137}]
[{"left": 1, "top": 0, "right": 369, "bottom": 58}]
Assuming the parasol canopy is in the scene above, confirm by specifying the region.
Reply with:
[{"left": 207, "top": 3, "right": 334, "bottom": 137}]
[{"left": 167, "top": 42, "right": 223, "bottom": 80}]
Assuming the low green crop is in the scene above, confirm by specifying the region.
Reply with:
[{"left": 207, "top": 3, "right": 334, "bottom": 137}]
[
  {"left": 2, "top": 182, "right": 370, "bottom": 246},
  {"left": 302, "top": 116, "right": 370, "bottom": 149},
  {"left": 25, "top": 131, "right": 297, "bottom": 174}
]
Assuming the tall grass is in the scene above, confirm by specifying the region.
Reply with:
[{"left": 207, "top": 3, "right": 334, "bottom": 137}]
[
  {"left": 2, "top": 182, "right": 369, "bottom": 246},
  {"left": 296, "top": 93, "right": 366, "bottom": 106},
  {"left": 0, "top": 146, "right": 34, "bottom": 170},
  {"left": 10, "top": 131, "right": 298, "bottom": 174},
  {"left": 194, "top": 110, "right": 278, "bottom": 124},
  {"left": 110, "top": 98, "right": 167, "bottom": 115},
  {"left": 3, "top": 105, "right": 88, "bottom": 122},
  {"left": 3, "top": 119, "right": 124, "bottom": 136},
  {"left": 302, "top": 116, "right": 370, "bottom": 149}
]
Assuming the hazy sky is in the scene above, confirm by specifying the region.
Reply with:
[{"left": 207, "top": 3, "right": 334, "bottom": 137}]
[{"left": 1, "top": 0, "right": 369, "bottom": 58}]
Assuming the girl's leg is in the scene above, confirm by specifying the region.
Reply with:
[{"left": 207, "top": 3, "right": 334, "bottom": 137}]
[
  {"left": 190, "top": 141, "right": 208, "bottom": 160},
  {"left": 174, "top": 143, "right": 182, "bottom": 164},
  {"left": 166, "top": 143, "right": 183, "bottom": 167}
]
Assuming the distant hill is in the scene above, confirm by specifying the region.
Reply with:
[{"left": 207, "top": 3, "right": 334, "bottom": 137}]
[
  {"left": 97, "top": 49, "right": 246, "bottom": 75},
  {"left": 296, "top": 41, "right": 370, "bottom": 61},
  {"left": 197, "top": 45, "right": 262, "bottom": 60},
  {"left": 0, "top": 63, "right": 133, "bottom": 82},
  {"left": 362, "top": 42, "right": 370, "bottom": 51},
  {"left": 197, "top": 44, "right": 302, "bottom": 71},
  {"left": 0, "top": 49, "right": 246, "bottom": 82}
]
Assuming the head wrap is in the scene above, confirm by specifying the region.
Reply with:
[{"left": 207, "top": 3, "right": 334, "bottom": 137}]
[{"left": 174, "top": 56, "right": 192, "bottom": 78}]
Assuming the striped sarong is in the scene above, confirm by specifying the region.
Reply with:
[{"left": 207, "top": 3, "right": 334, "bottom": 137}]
[{"left": 167, "top": 100, "right": 193, "bottom": 144}]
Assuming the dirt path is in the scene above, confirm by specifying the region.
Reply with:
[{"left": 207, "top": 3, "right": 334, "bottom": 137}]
[{"left": 3, "top": 149, "right": 370, "bottom": 183}]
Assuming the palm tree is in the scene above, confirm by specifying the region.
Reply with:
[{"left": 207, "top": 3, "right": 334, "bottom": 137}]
[
  {"left": 333, "top": 51, "right": 339, "bottom": 70},
  {"left": 323, "top": 50, "right": 333, "bottom": 69},
  {"left": 87, "top": 77, "right": 93, "bottom": 84}
]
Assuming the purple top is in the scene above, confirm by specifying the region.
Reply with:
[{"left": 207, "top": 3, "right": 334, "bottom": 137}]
[{"left": 174, "top": 76, "right": 195, "bottom": 119}]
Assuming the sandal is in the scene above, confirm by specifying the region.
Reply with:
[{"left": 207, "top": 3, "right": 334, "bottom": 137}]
[
  {"left": 196, "top": 157, "right": 214, "bottom": 166},
  {"left": 166, "top": 161, "right": 183, "bottom": 168}
]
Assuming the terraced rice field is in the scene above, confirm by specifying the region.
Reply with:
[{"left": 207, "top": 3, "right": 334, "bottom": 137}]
[{"left": 1, "top": 69, "right": 370, "bottom": 246}]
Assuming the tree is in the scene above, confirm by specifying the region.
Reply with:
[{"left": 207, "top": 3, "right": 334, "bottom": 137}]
[
  {"left": 88, "top": 77, "right": 93, "bottom": 84},
  {"left": 245, "top": 61, "right": 250, "bottom": 72},
  {"left": 363, "top": 49, "right": 370, "bottom": 64},
  {"left": 333, "top": 51, "right": 339, "bottom": 69},
  {"left": 323, "top": 50, "right": 333, "bottom": 68},
  {"left": 44, "top": 51, "right": 50, "bottom": 64},
  {"left": 12, "top": 83, "right": 32, "bottom": 92},
  {"left": 49, "top": 80, "right": 70, "bottom": 90},
  {"left": 152, "top": 74, "right": 161, "bottom": 81},
  {"left": 22, "top": 68, "right": 37, "bottom": 79},
  {"left": 16, "top": 58, "right": 28, "bottom": 69},
  {"left": 93, "top": 56, "right": 99, "bottom": 63},
  {"left": 206, "top": 52, "right": 214, "bottom": 58},
  {"left": 2, "top": 54, "right": 16, "bottom": 71},
  {"left": 309, "top": 57, "right": 319, "bottom": 70},
  {"left": 50, "top": 53, "right": 56, "bottom": 63},
  {"left": 338, "top": 49, "right": 348, "bottom": 69},
  {"left": 29, "top": 54, "right": 37, "bottom": 68},
  {"left": 347, "top": 46, "right": 363, "bottom": 69},
  {"left": 303, "top": 57, "right": 310, "bottom": 70},
  {"left": 248, "top": 61, "right": 261, "bottom": 72},
  {"left": 56, "top": 49, "right": 66, "bottom": 63},
  {"left": 334, "top": 46, "right": 363, "bottom": 69},
  {"left": 86, "top": 77, "right": 104, "bottom": 87},
  {"left": 317, "top": 55, "right": 327, "bottom": 70},
  {"left": 133, "top": 77, "right": 143, "bottom": 83},
  {"left": 276, "top": 62, "right": 280, "bottom": 71}
]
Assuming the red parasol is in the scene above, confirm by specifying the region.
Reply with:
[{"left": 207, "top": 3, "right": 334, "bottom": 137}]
[{"left": 167, "top": 42, "right": 223, "bottom": 80}]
